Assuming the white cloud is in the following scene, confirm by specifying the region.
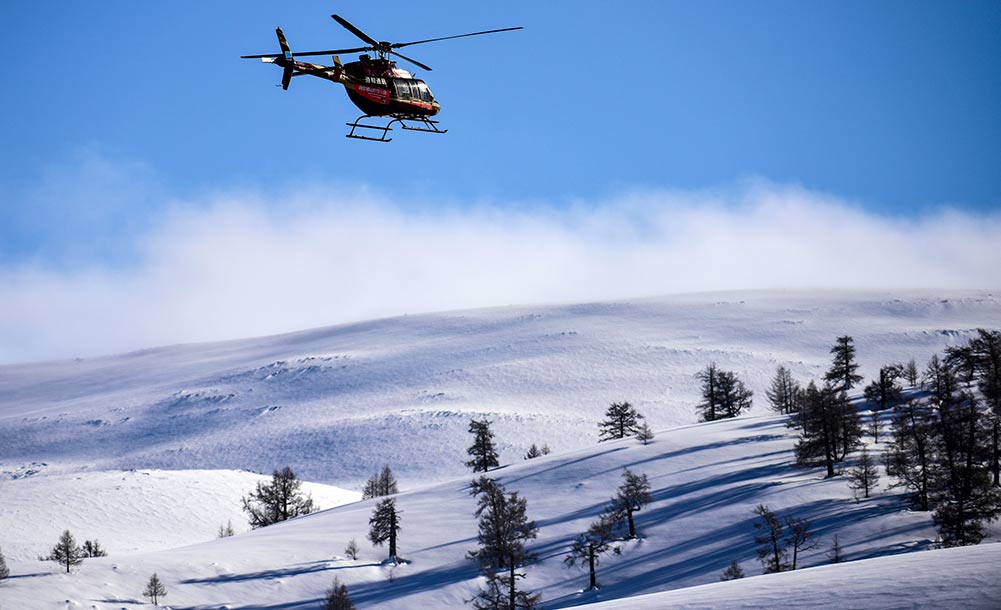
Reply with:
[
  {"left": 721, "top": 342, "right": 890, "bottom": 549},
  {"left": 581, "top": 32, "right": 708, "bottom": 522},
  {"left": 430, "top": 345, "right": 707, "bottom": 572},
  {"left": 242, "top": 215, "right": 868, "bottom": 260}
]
[{"left": 1, "top": 180, "right": 999, "bottom": 364}]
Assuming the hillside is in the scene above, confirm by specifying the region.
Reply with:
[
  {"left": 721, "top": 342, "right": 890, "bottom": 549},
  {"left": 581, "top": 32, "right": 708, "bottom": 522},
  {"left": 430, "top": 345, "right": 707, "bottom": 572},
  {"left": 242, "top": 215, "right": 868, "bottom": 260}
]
[
  {"left": 2, "top": 289, "right": 999, "bottom": 489},
  {"left": 2, "top": 411, "right": 999, "bottom": 609}
]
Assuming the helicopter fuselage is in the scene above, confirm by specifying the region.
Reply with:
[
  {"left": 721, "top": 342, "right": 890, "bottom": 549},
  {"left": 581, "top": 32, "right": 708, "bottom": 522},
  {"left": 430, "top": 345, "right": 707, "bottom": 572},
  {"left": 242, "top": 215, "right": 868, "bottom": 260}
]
[{"left": 271, "top": 55, "right": 441, "bottom": 117}]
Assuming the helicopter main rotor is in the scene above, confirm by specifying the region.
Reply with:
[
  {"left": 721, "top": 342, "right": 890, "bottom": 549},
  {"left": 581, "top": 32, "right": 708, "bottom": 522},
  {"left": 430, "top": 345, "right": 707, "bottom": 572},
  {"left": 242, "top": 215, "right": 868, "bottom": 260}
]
[{"left": 244, "top": 14, "right": 523, "bottom": 72}]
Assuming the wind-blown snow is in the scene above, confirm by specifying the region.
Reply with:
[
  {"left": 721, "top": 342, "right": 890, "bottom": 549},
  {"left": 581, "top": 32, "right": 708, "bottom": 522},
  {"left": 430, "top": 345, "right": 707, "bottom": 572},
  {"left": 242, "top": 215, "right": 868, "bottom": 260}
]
[{"left": 1, "top": 290, "right": 998, "bottom": 488}]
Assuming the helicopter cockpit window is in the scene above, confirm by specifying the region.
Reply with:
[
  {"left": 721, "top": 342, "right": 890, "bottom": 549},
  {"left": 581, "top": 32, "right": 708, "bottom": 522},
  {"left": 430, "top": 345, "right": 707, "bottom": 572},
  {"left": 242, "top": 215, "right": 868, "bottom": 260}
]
[
  {"left": 394, "top": 80, "right": 412, "bottom": 98},
  {"left": 417, "top": 83, "right": 432, "bottom": 101}
]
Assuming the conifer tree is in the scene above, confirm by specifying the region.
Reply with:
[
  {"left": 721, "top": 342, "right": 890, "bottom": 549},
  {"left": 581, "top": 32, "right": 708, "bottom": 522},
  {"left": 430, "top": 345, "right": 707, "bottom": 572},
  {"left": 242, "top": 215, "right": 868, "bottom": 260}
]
[
  {"left": 904, "top": 358, "right": 919, "bottom": 387},
  {"left": 362, "top": 465, "right": 399, "bottom": 499},
  {"left": 467, "top": 419, "right": 500, "bottom": 472},
  {"left": 753, "top": 505, "right": 787, "bottom": 573},
  {"left": 46, "top": 529, "right": 83, "bottom": 573},
  {"left": 344, "top": 538, "right": 359, "bottom": 560},
  {"left": 827, "top": 534, "right": 844, "bottom": 563},
  {"left": 0, "top": 546, "right": 9, "bottom": 581},
  {"left": 324, "top": 577, "right": 356, "bottom": 610},
  {"left": 784, "top": 515, "right": 817, "bottom": 570},
  {"left": 717, "top": 370, "right": 754, "bottom": 418},
  {"left": 597, "top": 402, "right": 644, "bottom": 441},
  {"left": 790, "top": 381, "right": 838, "bottom": 477},
  {"left": 610, "top": 469, "right": 651, "bottom": 539},
  {"left": 884, "top": 398, "right": 934, "bottom": 511},
  {"left": 524, "top": 444, "right": 543, "bottom": 460},
  {"left": 565, "top": 513, "right": 619, "bottom": 590},
  {"left": 863, "top": 364, "right": 903, "bottom": 442},
  {"left": 241, "top": 466, "right": 316, "bottom": 529},
  {"left": 142, "top": 572, "right": 167, "bottom": 605},
  {"left": 217, "top": 520, "right": 236, "bottom": 538},
  {"left": 468, "top": 477, "right": 541, "bottom": 610},
  {"left": 368, "top": 497, "right": 402, "bottom": 562},
  {"left": 719, "top": 560, "right": 744, "bottom": 581},
  {"left": 824, "top": 335, "right": 864, "bottom": 393},
  {"left": 695, "top": 363, "right": 721, "bottom": 421},
  {"left": 931, "top": 391, "right": 1001, "bottom": 546},
  {"left": 81, "top": 539, "right": 107, "bottom": 558},
  {"left": 635, "top": 422, "right": 655, "bottom": 445},
  {"left": 847, "top": 446, "right": 880, "bottom": 500},
  {"left": 766, "top": 365, "right": 801, "bottom": 414},
  {"left": 968, "top": 329, "right": 1001, "bottom": 487}
]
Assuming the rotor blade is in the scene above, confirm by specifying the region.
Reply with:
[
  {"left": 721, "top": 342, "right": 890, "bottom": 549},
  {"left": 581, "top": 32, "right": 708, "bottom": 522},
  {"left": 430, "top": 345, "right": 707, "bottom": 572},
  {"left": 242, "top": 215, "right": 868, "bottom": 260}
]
[
  {"left": 392, "top": 26, "right": 523, "bottom": 49},
  {"left": 286, "top": 46, "right": 372, "bottom": 57},
  {"left": 390, "top": 50, "right": 432, "bottom": 72},
  {"left": 241, "top": 53, "right": 281, "bottom": 59},
  {"left": 331, "top": 14, "right": 379, "bottom": 46}
]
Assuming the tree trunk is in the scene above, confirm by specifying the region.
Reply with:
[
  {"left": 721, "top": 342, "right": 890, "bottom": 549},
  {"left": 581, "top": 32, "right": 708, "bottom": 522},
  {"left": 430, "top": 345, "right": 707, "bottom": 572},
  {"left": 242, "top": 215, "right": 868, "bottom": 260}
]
[
  {"left": 389, "top": 510, "right": 397, "bottom": 560},
  {"left": 627, "top": 508, "right": 636, "bottom": 538},
  {"left": 588, "top": 545, "right": 596, "bottom": 590},
  {"left": 993, "top": 419, "right": 999, "bottom": 487},
  {"left": 509, "top": 557, "right": 516, "bottom": 610}
]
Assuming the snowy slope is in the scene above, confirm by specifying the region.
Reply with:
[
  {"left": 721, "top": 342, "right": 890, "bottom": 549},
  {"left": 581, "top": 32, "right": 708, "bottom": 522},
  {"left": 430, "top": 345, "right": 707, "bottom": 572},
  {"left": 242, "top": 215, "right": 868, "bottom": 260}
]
[
  {"left": 1, "top": 289, "right": 999, "bottom": 489},
  {"left": 2, "top": 412, "right": 998, "bottom": 609},
  {"left": 578, "top": 543, "right": 1001, "bottom": 610},
  {"left": 0, "top": 468, "right": 359, "bottom": 562}
]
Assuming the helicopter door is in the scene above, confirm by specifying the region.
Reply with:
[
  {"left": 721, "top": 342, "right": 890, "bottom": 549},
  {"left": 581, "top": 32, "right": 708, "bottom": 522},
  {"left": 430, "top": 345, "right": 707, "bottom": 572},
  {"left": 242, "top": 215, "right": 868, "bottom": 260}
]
[{"left": 393, "top": 79, "right": 412, "bottom": 99}]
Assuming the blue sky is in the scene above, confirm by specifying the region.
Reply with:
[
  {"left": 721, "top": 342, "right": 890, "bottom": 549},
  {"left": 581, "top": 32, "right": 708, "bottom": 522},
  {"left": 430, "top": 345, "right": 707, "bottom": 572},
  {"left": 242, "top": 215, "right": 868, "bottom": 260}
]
[{"left": 1, "top": 1, "right": 1000, "bottom": 362}]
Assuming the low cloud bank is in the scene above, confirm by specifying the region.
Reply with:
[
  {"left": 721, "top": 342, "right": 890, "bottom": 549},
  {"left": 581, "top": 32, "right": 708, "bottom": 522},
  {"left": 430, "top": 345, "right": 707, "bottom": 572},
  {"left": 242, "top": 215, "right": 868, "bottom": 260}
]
[{"left": 1, "top": 182, "right": 999, "bottom": 363}]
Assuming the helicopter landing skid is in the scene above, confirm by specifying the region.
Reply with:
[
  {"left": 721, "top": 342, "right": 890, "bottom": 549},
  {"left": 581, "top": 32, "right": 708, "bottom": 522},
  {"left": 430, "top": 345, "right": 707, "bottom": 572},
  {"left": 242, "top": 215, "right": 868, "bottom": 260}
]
[{"left": 345, "top": 114, "right": 447, "bottom": 142}]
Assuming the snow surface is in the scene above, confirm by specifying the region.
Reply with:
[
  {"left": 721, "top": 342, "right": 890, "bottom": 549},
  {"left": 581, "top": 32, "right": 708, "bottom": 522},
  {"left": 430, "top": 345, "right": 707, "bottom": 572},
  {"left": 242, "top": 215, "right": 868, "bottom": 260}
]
[
  {"left": 1, "top": 290, "right": 999, "bottom": 608},
  {"left": 2, "top": 289, "right": 999, "bottom": 488},
  {"left": 2, "top": 413, "right": 999, "bottom": 609},
  {"left": 0, "top": 468, "right": 359, "bottom": 562}
]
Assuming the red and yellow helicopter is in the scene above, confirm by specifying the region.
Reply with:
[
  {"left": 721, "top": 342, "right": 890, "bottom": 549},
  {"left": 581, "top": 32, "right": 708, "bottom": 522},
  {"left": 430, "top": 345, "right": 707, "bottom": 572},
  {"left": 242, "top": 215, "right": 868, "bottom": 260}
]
[{"left": 242, "top": 14, "right": 522, "bottom": 142}]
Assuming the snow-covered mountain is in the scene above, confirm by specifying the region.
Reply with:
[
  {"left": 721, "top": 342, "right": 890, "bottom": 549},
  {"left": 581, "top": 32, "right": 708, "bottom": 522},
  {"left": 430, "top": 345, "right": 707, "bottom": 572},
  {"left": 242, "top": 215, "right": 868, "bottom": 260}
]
[
  {"left": 2, "top": 290, "right": 998, "bottom": 488},
  {"left": 1, "top": 289, "right": 999, "bottom": 609}
]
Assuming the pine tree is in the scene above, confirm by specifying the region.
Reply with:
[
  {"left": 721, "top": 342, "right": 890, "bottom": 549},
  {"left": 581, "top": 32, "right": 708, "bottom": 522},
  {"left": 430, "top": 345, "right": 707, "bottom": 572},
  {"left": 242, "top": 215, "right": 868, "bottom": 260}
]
[
  {"left": 142, "top": 572, "right": 167, "bottom": 605},
  {"left": 904, "top": 358, "right": 919, "bottom": 387},
  {"left": 824, "top": 335, "right": 864, "bottom": 393},
  {"left": 863, "top": 364, "right": 903, "bottom": 443},
  {"left": 695, "top": 362, "right": 721, "bottom": 421},
  {"left": 362, "top": 465, "right": 400, "bottom": 499},
  {"left": 635, "top": 422, "right": 655, "bottom": 445},
  {"left": 696, "top": 364, "right": 752, "bottom": 421},
  {"left": 46, "top": 529, "right": 83, "bottom": 573},
  {"left": 597, "top": 401, "right": 644, "bottom": 441},
  {"left": 344, "top": 538, "right": 359, "bottom": 560},
  {"left": 827, "top": 534, "right": 844, "bottom": 563},
  {"left": 610, "top": 469, "right": 651, "bottom": 539},
  {"left": 766, "top": 365, "right": 801, "bottom": 414},
  {"left": 847, "top": 446, "right": 880, "bottom": 500},
  {"left": 469, "top": 570, "right": 541, "bottom": 610},
  {"left": 967, "top": 329, "right": 1001, "bottom": 487},
  {"left": 81, "top": 539, "right": 107, "bottom": 558},
  {"left": 466, "top": 419, "right": 500, "bottom": 472},
  {"left": 217, "top": 519, "right": 236, "bottom": 538},
  {"left": 931, "top": 391, "right": 1001, "bottom": 546},
  {"left": 719, "top": 560, "right": 744, "bottom": 581},
  {"left": 324, "top": 577, "right": 356, "bottom": 610},
  {"left": 717, "top": 370, "right": 754, "bottom": 418},
  {"left": 753, "top": 505, "right": 787, "bottom": 574},
  {"left": 784, "top": 515, "right": 817, "bottom": 570},
  {"left": 0, "top": 545, "right": 9, "bottom": 581},
  {"left": 524, "top": 444, "right": 543, "bottom": 460},
  {"left": 564, "top": 512, "right": 619, "bottom": 590},
  {"left": 241, "top": 466, "right": 316, "bottom": 529},
  {"left": 884, "top": 398, "right": 934, "bottom": 511},
  {"left": 368, "top": 497, "right": 402, "bottom": 562},
  {"left": 468, "top": 477, "right": 541, "bottom": 609},
  {"left": 790, "top": 381, "right": 838, "bottom": 477}
]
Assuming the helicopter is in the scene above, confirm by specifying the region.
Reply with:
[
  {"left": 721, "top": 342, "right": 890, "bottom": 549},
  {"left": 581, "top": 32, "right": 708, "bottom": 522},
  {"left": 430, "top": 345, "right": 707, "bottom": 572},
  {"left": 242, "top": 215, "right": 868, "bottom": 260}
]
[{"left": 241, "top": 14, "right": 522, "bottom": 142}]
